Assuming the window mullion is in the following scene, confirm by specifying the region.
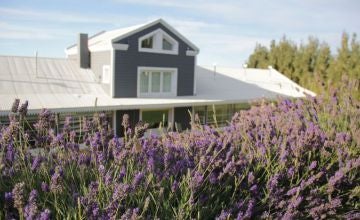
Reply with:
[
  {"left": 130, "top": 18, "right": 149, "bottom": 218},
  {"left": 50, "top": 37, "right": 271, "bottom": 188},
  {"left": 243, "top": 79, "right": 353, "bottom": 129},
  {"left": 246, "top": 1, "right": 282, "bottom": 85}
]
[
  {"left": 148, "top": 72, "right": 152, "bottom": 94},
  {"left": 160, "top": 72, "right": 163, "bottom": 93},
  {"left": 155, "top": 32, "right": 161, "bottom": 50}
]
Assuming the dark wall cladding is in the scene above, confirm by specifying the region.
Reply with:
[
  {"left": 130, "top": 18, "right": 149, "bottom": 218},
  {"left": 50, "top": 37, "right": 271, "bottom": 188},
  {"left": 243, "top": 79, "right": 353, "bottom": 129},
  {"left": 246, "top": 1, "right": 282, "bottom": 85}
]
[
  {"left": 115, "top": 109, "right": 140, "bottom": 137},
  {"left": 114, "top": 23, "right": 195, "bottom": 97},
  {"left": 174, "top": 106, "right": 192, "bottom": 131}
]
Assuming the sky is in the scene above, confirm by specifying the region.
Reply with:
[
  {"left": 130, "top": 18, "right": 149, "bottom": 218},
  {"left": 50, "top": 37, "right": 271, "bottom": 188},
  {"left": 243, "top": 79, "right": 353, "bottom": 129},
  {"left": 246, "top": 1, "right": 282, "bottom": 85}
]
[{"left": 0, "top": 0, "right": 359, "bottom": 67}]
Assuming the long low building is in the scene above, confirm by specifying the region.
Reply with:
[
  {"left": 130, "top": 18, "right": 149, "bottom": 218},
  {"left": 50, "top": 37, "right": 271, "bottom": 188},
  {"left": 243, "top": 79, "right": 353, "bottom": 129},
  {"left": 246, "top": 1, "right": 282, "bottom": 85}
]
[{"left": 0, "top": 19, "right": 314, "bottom": 135}]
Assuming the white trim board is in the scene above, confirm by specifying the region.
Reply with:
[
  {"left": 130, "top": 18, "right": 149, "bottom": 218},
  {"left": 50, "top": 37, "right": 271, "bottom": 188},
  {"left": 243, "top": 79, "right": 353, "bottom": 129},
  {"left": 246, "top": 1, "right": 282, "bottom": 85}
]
[{"left": 112, "top": 19, "right": 199, "bottom": 52}]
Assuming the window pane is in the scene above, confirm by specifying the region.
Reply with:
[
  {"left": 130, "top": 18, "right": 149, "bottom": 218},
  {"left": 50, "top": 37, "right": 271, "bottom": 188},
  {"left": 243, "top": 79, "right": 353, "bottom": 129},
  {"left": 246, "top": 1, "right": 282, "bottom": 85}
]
[
  {"left": 234, "top": 103, "right": 251, "bottom": 111},
  {"left": 162, "top": 72, "right": 172, "bottom": 92},
  {"left": 151, "top": 72, "right": 161, "bottom": 92},
  {"left": 206, "top": 104, "right": 232, "bottom": 126},
  {"left": 162, "top": 38, "right": 173, "bottom": 50},
  {"left": 193, "top": 106, "right": 206, "bottom": 124},
  {"left": 140, "top": 71, "right": 149, "bottom": 93},
  {"left": 141, "top": 36, "right": 153, "bottom": 48},
  {"left": 142, "top": 110, "right": 168, "bottom": 129}
]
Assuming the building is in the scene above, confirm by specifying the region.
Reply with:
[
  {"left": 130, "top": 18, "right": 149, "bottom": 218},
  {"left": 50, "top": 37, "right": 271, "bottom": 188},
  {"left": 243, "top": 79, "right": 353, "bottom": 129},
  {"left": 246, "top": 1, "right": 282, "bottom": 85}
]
[{"left": 0, "top": 19, "right": 314, "bottom": 136}]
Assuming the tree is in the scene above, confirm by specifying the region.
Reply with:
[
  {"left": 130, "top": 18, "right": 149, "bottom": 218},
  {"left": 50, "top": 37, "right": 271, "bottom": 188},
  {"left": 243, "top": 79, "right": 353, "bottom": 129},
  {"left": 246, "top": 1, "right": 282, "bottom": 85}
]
[
  {"left": 246, "top": 32, "right": 360, "bottom": 100},
  {"left": 247, "top": 43, "right": 270, "bottom": 68}
]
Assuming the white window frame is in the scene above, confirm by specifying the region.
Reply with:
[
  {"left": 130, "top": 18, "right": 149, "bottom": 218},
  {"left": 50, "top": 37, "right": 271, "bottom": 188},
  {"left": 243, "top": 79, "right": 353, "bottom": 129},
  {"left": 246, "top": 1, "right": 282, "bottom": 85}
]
[
  {"left": 102, "top": 65, "right": 111, "bottom": 84},
  {"left": 138, "top": 29, "right": 179, "bottom": 55},
  {"left": 137, "top": 67, "right": 178, "bottom": 98}
]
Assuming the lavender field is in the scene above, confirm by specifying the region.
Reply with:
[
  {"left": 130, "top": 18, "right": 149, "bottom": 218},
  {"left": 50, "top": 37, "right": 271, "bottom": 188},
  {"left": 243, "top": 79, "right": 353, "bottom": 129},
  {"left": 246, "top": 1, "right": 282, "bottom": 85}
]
[{"left": 1, "top": 89, "right": 359, "bottom": 219}]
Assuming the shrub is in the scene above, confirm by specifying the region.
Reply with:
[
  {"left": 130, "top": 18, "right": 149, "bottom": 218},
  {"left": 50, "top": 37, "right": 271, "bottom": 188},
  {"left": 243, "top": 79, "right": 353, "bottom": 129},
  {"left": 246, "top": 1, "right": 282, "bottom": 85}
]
[{"left": 0, "top": 92, "right": 359, "bottom": 219}]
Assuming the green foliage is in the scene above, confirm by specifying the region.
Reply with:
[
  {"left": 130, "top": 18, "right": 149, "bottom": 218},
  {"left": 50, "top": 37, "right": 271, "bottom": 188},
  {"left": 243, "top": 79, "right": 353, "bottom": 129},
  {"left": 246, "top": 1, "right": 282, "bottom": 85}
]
[{"left": 247, "top": 32, "right": 360, "bottom": 100}]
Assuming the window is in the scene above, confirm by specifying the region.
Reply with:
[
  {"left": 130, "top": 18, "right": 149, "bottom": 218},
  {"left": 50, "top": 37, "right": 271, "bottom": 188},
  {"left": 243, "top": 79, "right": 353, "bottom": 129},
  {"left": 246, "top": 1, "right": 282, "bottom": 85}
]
[
  {"left": 139, "top": 71, "right": 149, "bottom": 93},
  {"left": 139, "top": 29, "right": 178, "bottom": 55},
  {"left": 162, "top": 38, "right": 173, "bottom": 50},
  {"left": 151, "top": 72, "right": 161, "bottom": 92},
  {"left": 141, "top": 109, "right": 169, "bottom": 129},
  {"left": 162, "top": 72, "right": 172, "bottom": 92},
  {"left": 193, "top": 104, "right": 250, "bottom": 126},
  {"left": 141, "top": 36, "right": 153, "bottom": 48},
  {"left": 102, "top": 65, "right": 110, "bottom": 84},
  {"left": 137, "top": 67, "right": 177, "bottom": 97}
]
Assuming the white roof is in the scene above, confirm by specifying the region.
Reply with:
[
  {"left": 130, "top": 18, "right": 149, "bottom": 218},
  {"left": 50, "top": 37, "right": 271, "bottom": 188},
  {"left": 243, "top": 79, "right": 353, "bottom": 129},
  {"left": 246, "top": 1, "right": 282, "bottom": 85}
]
[
  {"left": 66, "top": 19, "right": 199, "bottom": 55},
  {"left": 0, "top": 55, "right": 314, "bottom": 116}
]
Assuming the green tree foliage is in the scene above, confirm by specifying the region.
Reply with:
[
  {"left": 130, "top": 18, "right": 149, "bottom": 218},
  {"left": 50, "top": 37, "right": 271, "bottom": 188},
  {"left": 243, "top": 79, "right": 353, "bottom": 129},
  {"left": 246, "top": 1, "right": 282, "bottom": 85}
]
[
  {"left": 247, "top": 43, "right": 269, "bottom": 68},
  {"left": 247, "top": 32, "right": 360, "bottom": 99}
]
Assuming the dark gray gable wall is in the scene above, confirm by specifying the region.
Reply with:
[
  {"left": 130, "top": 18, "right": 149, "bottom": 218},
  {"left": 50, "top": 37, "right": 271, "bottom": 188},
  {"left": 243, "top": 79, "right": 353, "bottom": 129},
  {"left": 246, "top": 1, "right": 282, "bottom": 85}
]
[{"left": 113, "top": 23, "right": 195, "bottom": 97}]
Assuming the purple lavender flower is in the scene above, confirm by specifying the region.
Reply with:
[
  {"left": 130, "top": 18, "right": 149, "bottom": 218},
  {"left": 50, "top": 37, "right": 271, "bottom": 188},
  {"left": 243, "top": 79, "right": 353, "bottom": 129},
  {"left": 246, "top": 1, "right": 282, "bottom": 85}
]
[
  {"left": 88, "top": 181, "right": 99, "bottom": 198},
  {"left": 38, "top": 209, "right": 51, "bottom": 220},
  {"left": 50, "top": 166, "right": 63, "bottom": 193},
  {"left": 250, "top": 185, "right": 258, "bottom": 195},
  {"left": 12, "top": 182, "right": 25, "bottom": 211},
  {"left": 248, "top": 172, "right": 255, "bottom": 185},
  {"left": 209, "top": 172, "right": 218, "bottom": 184},
  {"left": 18, "top": 100, "right": 29, "bottom": 117},
  {"left": 78, "top": 153, "right": 91, "bottom": 166},
  {"left": 5, "top": 143, "right": 15, "bottom": 164},
  {"left": 11, "top": 99, "right": 20, "bottom": 113},
  {"left": 4, "top": 192, "right": 13, "bottom": 205},
  {"left": 288, "top": 196, "right": 303, "bottom": 210},
  {"left": 132, "top": 172, "right": 144, "bottom": 188},
  {"left": 191, "top": 171, "right": 204, "bottom": 189},
  {"left": 287, "top": 167, "right": 295, "bottom": 178},
  {"left": 63, "top": 116, "right": 72, "bottom": 133},
  {"left": 309, "top": 161, "right": 317, "bottom": 170},
  {"left": 267, "top": 173, "right": 280, "bottom": 193},
  {"left": 98, "top": 164, "right": 105, "bottom": 176},
  {"left": 216, "top": 209, "right": 231, "bottom": 220},
  {"left": 113, "top": 183, "right": 131, "bottom": 201},
  {"left": 244, "top": 199, "right": 255, "bottom": 218},
  {"left": 24, "top": 189, "right": 39, "bottom": 220},
  {"left": 223, "top": 161, "right": 236, "bottom": 175},
  {"left": 104, "top": 172, "right": 113, "bottom": 185},
  {"left": 31, "top": 155, "right": 43, "bottom": 172},
  {"left": 120, "top": 208, "right": 139, "bottom": 220},
  {"left": 41, "top": 182, "right": 49, "bottom": 192},
  {"left": 121, "top": 114, "right": 130, "bottom": 129},
  {"left": 171, "top": 180, "right": 179, "bottom": 193},
  {"left": 118, "top": 166, "right": 126, "bottom": 182},
  {"left": 328, "top": 169, "right": 344, "bottom": 193},
  {"left": 344, "top": 211, "right": 360, "bottom": 220},
  {"left": 286, "top": 187, "right": 299, "bottom": 196}
]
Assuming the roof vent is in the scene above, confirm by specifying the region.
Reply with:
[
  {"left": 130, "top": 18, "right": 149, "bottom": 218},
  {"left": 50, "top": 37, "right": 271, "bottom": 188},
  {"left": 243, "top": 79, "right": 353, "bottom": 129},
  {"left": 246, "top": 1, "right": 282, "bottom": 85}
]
[{"left": 268, "top": 65, "right": 273, "bottom": 77}]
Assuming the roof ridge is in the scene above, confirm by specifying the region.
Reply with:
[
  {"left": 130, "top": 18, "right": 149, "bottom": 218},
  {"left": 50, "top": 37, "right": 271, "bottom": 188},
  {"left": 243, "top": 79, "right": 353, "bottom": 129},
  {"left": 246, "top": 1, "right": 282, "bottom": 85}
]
[{"left": 0, "top": 54, "right": 68, "bottom": 60}]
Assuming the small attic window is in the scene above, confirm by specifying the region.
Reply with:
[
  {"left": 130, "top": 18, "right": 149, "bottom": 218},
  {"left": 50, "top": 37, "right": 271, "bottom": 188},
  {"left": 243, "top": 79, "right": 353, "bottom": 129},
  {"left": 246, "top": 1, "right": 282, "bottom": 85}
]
[
  {"left": 162, "top": 38, "right": 173, "bottom": 50},
  {"left": 138, "top": 29, "right": 178, "bottom": 55},
  {"left": 141, "top": 36, "right": 153, "bottom": 48}
]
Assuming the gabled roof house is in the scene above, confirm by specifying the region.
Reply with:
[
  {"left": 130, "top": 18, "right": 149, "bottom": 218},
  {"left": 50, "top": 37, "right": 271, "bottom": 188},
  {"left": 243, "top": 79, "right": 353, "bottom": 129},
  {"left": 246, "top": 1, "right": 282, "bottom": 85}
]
[{"left": 0, "top": 19, "right": 314, "bottom": 135}]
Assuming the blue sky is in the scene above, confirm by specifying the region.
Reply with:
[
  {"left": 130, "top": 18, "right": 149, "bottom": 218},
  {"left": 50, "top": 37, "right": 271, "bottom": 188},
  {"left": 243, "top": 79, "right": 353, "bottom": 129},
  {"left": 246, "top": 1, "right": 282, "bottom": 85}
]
[{"left": 0, "top": 0, "right": 359, "bottom": 67}]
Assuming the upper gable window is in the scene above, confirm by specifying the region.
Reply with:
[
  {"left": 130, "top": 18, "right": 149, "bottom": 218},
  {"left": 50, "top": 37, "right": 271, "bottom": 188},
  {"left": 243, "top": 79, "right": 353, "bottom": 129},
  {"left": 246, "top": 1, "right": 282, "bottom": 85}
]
[
  {"left": 141, "top": 36, "right": 154, "bottom": 48},
  {"left": 139, "top": 29, "right": 178, "bottom": 55},
  {"left": 162, "top": 38, "right": 173, "bottom": 50}
]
